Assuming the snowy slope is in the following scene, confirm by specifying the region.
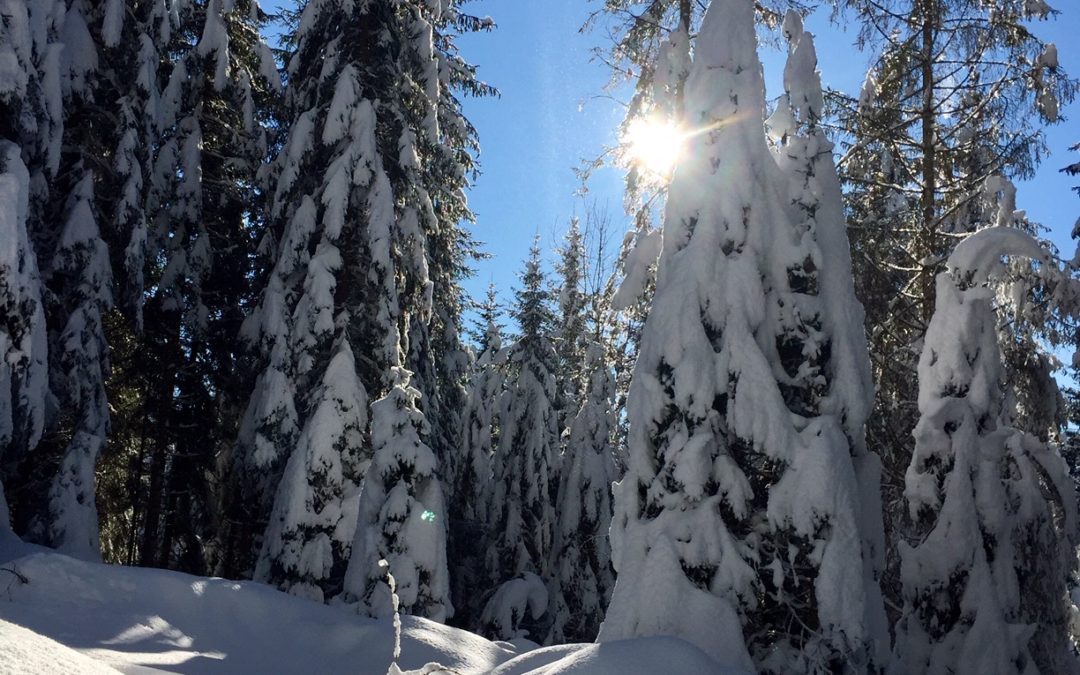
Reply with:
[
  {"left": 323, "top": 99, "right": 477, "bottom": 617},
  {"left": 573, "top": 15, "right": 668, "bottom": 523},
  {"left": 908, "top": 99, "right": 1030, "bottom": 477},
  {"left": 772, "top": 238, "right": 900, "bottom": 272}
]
[
  {"left": 0, "top": 619, "right": 123, "bottom": 675},
  {"left": 0, "top": 533, "right": 740, "bottom": 674}
]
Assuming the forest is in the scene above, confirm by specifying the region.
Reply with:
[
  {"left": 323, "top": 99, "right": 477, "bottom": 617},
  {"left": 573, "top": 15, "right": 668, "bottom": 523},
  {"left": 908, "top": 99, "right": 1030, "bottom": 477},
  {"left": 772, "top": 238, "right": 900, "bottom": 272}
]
[{"left": 1, "top": 0, "right": 1080, "bottom": 673}]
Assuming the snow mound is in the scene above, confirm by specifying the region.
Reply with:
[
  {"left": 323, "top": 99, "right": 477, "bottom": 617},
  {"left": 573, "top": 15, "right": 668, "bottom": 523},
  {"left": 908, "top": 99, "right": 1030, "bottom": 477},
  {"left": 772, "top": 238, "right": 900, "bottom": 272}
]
[
  {"left": 0, "top": 619, "right": 122, "bottom": 675},
  {"left": 0, "top": 537, "right": 511, "bottom": 674},
  {"left": 489, "top": 637, "right": 747, "bottom": 675},
  {"left": 0, "top": 536, "right": 734, "bottom": 674}
]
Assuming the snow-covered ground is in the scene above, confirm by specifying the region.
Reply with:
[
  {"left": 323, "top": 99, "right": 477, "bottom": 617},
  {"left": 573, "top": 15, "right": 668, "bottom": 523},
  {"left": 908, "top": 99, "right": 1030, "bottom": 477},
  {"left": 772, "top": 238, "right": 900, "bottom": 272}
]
[{"left": 0, "top": 531, "right": 737, "bottom": 674}]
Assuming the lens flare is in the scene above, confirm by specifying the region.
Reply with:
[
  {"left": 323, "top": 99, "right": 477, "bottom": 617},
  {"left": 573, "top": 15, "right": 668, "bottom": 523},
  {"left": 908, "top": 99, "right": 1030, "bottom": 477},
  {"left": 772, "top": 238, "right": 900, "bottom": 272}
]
[{"left": 625, "top": 117, "right": 685, "bottom": 177}]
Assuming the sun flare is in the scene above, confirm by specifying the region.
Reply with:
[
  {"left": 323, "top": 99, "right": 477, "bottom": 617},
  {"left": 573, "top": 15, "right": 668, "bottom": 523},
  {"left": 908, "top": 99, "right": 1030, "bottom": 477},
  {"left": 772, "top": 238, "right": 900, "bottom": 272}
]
[{"left": 624, "top": 117, "right": 686, "bottom": 177}]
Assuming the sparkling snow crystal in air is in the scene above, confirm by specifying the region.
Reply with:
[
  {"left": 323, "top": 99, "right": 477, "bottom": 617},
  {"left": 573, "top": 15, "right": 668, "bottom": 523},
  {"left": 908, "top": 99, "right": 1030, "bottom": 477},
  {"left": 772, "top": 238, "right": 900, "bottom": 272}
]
[
  {"left": 894, "top": 224, "right": 1079, "bottom": 675},
  {"left": 600, "top": 1, "right": 884, "bottom": 671}
]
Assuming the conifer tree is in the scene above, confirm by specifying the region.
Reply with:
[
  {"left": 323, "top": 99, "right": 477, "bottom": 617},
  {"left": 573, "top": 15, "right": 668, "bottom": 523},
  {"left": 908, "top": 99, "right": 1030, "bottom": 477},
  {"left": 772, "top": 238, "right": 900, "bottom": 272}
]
[
  {"left": 47, "top": 166, "right": 113, "bottom": 560},
  {"left": 554, "top": 218, "right": 588, "bottom": 432},
  {"left": 450, "top": 297, "right": 504, "bottom": 629},
  {"left": 768, "top": 10, "right": 890, "bottom": 659},
  {"left": 895, "top": 226, "right": 1079, "bottom": 675},
  {"left": 135, "top": 0, "right": 278, "bottom": 572},
  {"left": 245, "top": 0, "right": 401, "bottom": 598},
  {"left": 344, "top": 360, "right": 451, "bottom": 621},
  {"left": 246, "top": 0, "right": 459, "bottom": 604},
  {"left": 39, "top": 0, "right": 122, "bottom": 559},
  {"left": 549, "top": 342, "right": 617, "bottom": 644},
  {"left": 835, "top": 0, "right": 1078, "bottom": 596},
  {"left": 484, "top": 241, "right": 559, "bottom": 641},
  {"left": 600, "top": 1, "right": 883, "bottom": 670},
  {"left": 0, "top": 143, "right": 47, "bottom": 530},
  {"left": 398, "top": 0, "right": 494, "bottom": 502},
  {"left": 0, "top": 0, "right": 61, "bottom": 521}
]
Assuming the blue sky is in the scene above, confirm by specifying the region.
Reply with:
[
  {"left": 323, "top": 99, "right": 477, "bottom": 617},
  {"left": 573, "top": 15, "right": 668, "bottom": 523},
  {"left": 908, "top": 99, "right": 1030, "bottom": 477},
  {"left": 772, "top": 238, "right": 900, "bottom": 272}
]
[{"left": 261, "top": 1, "right": 1080, "bottom": 318}]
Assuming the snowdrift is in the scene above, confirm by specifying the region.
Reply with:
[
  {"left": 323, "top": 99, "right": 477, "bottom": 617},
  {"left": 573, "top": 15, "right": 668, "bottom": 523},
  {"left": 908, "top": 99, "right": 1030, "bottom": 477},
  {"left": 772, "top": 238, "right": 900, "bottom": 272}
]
[{"left": 0, "top": 533, "right": 741, "bottom": 674}]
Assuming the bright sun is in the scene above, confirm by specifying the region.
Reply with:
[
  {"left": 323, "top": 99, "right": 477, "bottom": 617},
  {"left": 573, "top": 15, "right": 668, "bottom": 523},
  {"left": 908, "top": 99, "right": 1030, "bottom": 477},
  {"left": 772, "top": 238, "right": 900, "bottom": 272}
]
[{"left": 624, "top": 117, "right": 685, "bottom": 177}]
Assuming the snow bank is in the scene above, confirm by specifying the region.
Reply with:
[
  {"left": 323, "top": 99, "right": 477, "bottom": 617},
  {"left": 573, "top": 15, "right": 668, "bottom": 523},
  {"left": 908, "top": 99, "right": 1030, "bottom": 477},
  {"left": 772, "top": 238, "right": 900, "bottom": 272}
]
[
  {"left": 0, "top": 538, "right": 734, "bottom": 674},
  {"left": 0, "top": 619, "right": 122, "bottom": 675},
  {"left": 490, "top": 637, "right": 746, "bottom": 675},
  {"left": 0, "top": 537, "right": 509, "bottom": 674}
]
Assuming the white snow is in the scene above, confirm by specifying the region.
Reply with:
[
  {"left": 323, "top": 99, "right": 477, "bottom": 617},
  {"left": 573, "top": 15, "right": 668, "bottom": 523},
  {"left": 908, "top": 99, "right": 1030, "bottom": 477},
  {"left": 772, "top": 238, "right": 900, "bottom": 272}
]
[
  {"left": 0, "top": 618, "right": 122, "bottom": 675},
  {"left": 0, "top": 535, "right": 730, "bottom": 674},
  {"left": 481, "top": 572, "right": 549, "bottom": 641},
  {"left": 490, "top": 638, "right": 747, "bottom": 675}
]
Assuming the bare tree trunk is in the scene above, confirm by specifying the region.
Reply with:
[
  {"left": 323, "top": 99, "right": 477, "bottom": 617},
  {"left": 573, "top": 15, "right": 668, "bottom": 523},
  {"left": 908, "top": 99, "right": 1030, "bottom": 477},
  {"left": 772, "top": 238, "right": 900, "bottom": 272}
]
[{"left": 919, "top": 0, "right": 938, "bottom": 327}]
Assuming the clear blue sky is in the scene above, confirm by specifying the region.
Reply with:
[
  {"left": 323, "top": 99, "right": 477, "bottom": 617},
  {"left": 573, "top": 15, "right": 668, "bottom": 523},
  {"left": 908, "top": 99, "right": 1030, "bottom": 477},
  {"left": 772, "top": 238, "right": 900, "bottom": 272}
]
[{"left": 262, "top": 1, "right": 1080, "bottom": 322}]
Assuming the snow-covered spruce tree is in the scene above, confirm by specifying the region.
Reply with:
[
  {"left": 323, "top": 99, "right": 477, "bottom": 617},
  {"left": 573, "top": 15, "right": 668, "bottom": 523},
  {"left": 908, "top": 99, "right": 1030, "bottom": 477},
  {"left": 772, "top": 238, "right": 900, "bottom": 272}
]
[
  {"left": 835, "top": 0, "right": 1077, "bottom": 603},
  {"left": 766, "top": 10, "right": 890, "bottom": 664},
  {"left": 0, "top": 0, "right": 64, "bottom": 233},
  {"left": 246, "top": 0, "right": 395, "bottom": 599},
  {"left": 39, "top": 0, "right": 126, "bottom": 559},
  {"left": 554, "top": 218, "right": 588, "bottom": 433},
  {"left": 548, "top": 341, "right": 617, "bottom": 644},
  {"left": 398, "top": 1, "right": 493, "bottom": 507},
  {"left": 600, "top": 0, "right": 883, "bottom": 671},
  {"left": 46, "top": 166, "right": 113, "bottom": 561},
  {"left": 133, "top": 0, "right": 278, "bottom": 572},
  {"left": 483, "top": 241, "right": 559, "bottom": 641},
  {"left": 449, "top": 299, "right": 505, "bottom": 630},
  {"left": 344, "top": 360, "right": 451, "bottom": 621},
  {"left": 248, "top": 0, "right": 447, "bottom": 602},
  {"left": 894, "top": 226, "right": 1079, "bottom": 675},
  {"left": 0, "top": 143, "right": 48, "bottom": 531},
  {"left": 0, "top": 0, "right": 61, "bottom": 521},
  {"left": 9, "top": 0, "right": 185, "bottom": 560}
]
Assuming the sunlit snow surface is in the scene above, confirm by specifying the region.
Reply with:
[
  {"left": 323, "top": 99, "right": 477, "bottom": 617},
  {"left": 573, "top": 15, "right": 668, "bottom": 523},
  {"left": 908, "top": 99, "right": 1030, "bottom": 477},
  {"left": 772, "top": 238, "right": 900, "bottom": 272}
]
[{"left": 0, "top": 532, "right": 744, "bottom": 674}]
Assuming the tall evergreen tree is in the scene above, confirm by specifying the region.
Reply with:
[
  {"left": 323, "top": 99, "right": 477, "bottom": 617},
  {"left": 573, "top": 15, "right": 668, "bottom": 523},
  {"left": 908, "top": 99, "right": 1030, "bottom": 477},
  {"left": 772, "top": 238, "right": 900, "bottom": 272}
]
[
  {"left": 0, "top": 143, "right": 48, "bottom": 530},
  {"left": 768, "top": 9, "right": 890, "bottom": 660},
  {"left": 245, "top": 0, "right": 405, "bottom": 599},
  {"left": 133, "top": 0, "right": 278, "bottom": 573},
  {"left": 600, "top": 1, "right": 883, "bottom": 671},
  {"left": 246, "top": 0, "right": 465, "bottom": 605},
  {"left": 484, "top": 241, "right": 559, "bottom": 641},
  {"left": 895, "top": 225, "right": 1079, "bottom": 674},
  {"left": 834, "top": 0, "right": 1078, "bottom": 600},
  {"left": 38, "top": 0, "right": 123, "bottom": 559},
  {"left": 344, "top": 360, "right": 451, "bottom": 621},
  {"left": 0, "top": 0, "right": 62, "bottom": 524},
  {"left": 399, "top": 1, "right": 493, "bottom": 510},
  {"left": 548, "top": 341, "right": 617, "bottom": 644},
  {"left": 554, "top": 218, "right": 588, "bottom": 432},
  {"left": 450, "top": 300, "right": 504, "bottom": 630}
]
